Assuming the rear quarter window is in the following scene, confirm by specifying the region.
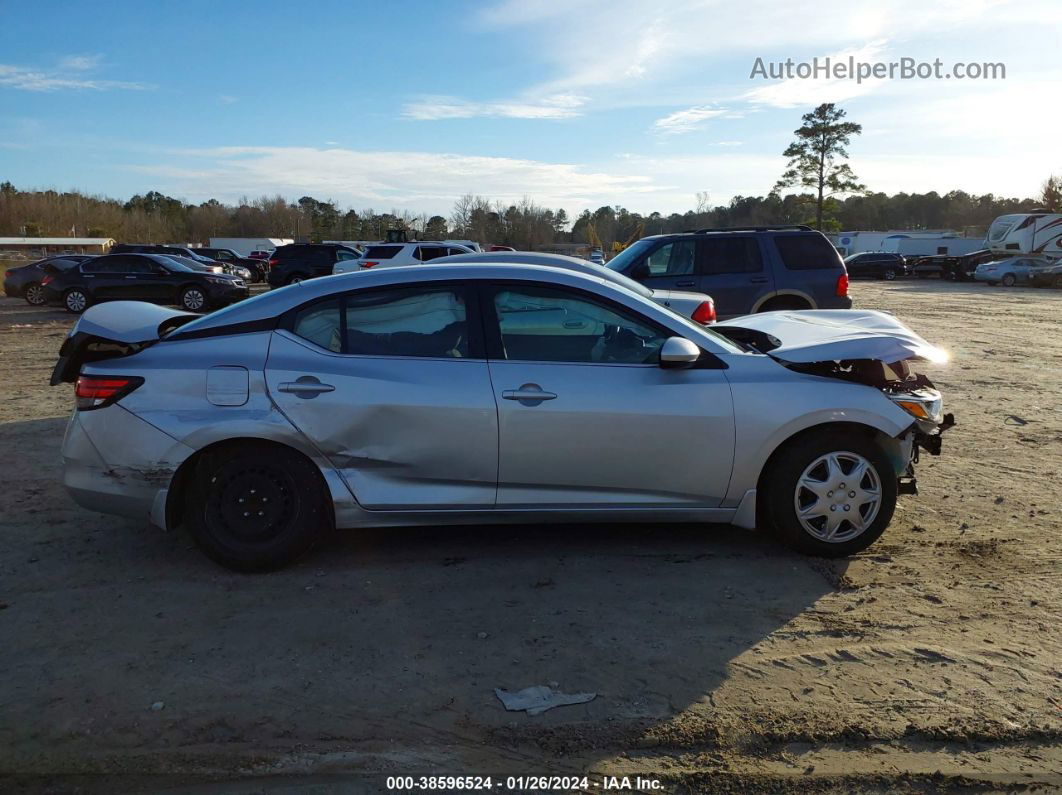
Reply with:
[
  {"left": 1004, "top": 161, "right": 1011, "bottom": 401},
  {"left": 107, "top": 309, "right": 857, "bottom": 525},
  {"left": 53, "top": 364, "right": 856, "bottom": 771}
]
[
  {"left": 774, "top": 234, "right": 843, "bottom": 270},
  {"left": 363, "top": 246, "right": 401, "bottom": 259}
]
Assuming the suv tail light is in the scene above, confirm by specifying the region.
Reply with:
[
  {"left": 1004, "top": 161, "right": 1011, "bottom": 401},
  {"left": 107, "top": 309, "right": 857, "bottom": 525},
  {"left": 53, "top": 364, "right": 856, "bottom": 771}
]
[
  {"left": 268, "top": 258, "right": 280, "bottom": 268},
  {"left": 835, "top": 272, "right": 849, "bottom": 297},
  {"left": 361, "top": 261, "right": 378, "bottom": 269},
  {"left": 75, "top": 375, "right": 143, "bottom": 410},
  {"left": 691, "top": 299, "right": 716, "bottom": 325},
  {"left": 41, "top": 274, "right": 54, "bottom": 286}
]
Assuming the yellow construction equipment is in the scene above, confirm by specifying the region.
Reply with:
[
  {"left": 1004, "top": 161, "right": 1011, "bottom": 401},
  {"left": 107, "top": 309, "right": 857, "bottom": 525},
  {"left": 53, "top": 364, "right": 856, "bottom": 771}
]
[{"left": 612, "top": 222, "right": 644, "bottom": 254}]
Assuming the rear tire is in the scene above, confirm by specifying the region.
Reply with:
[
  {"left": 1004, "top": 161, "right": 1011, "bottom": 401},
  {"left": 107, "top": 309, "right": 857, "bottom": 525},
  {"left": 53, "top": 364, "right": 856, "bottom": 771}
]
[
  {"left": 180, "top": 286, "right": 208, "bottom": 312},
  {"left": 63, "top": 288, "right": 90, "bottom": 314},
  {"left": 286, "top": 273, "right": 308, "bottom": 285},
  {"left": 760, "top": 431, "right": 897, "bottom": 558},
  {"left": 883, "top": 269, "right": 896, "bottom": 281},
  {"left": 186, "top": 442, "right": 329, "bottom": 572},
  {"left": 1054, "top": 275, "right": 1062, "bottom": 289},
  {"left": 1001, "top": 273, "right": 1017, "bottom": 287},
  {"left": 24, "top": 282, "right": 46, "bottom": 305}
]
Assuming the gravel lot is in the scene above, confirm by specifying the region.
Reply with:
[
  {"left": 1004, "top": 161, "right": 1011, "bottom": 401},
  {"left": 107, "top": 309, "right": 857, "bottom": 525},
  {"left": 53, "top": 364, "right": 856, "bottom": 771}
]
[{"left": 1, "top": 280, "right": 1060, "bottom": 793}]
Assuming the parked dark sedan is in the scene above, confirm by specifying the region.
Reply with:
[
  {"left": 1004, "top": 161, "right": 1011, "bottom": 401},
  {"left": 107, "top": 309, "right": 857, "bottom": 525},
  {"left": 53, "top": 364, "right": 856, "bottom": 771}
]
[
  {"left": 195, "top": 246, "right": 267, "bottom": 282},
  {"left": 3, "top": 255, "right": 96, "bottom": 305},
  {"left": 842, "top": 252, "right": 907, "bottom": 280},
  {"left": 41, "top": 252, "right": 248, "bottom": 314}
]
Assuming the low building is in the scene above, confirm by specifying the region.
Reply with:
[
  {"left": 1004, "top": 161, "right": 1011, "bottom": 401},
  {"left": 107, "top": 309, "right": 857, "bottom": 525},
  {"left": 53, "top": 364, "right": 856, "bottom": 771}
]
[{"left": 0, "top": 237, "right": 115, "bottom": 258}]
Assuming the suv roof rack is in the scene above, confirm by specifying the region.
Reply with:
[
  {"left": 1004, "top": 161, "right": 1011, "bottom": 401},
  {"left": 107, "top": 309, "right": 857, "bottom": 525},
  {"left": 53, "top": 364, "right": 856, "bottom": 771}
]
[{"left": 685, "top": 225, "right": 815, "bottom": 234}]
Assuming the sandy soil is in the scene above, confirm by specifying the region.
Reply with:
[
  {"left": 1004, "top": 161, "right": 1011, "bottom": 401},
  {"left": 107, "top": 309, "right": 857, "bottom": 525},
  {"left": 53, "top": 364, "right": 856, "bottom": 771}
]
[{"left": 1, "top": 280, "right": 1060, "bottom": 793}]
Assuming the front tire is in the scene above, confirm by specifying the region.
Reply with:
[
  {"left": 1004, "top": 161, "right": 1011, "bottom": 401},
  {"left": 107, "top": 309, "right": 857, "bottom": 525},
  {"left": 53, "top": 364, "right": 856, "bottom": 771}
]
[
  {"left": 1053, "top": 275, "right": 1062, "bottom": 289},
  {"left": 1001, "top": 273, "right": 1017, "bottom": 287},
  {"left": 883, "top": 269, "right": 896, "bottom": 281},
  {"left": 180, "top": 286, "right": 208, "bottom": 312},
  {"left": 24, "top": 282, "right": 46, "bottom": 305},
  {"left": 761, "top": 431, "right": 897, "bottom": 558},
  {"left": 186, "top": 443, "right": 329, "bottom": 571},
  {"left": 63, "top": 288, "right": 90, "bottom": 314}
]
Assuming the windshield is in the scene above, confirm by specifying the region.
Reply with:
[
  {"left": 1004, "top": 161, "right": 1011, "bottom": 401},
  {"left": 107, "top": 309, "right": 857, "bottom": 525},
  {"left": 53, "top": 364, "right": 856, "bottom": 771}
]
[{"left": 605, "top": 239, "right": 655, "bottom": 274}]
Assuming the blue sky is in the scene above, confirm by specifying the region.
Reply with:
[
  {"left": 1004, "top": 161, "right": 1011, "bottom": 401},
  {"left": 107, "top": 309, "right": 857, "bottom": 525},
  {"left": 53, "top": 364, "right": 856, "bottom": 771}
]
[{"left": 1, "top": 0, "right": 1060, "bottom": 218}]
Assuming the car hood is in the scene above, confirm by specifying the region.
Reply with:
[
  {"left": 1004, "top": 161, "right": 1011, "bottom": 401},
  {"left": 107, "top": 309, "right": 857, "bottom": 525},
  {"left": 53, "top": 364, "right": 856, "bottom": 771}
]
[{"left": 715, "top": 309, "right": 948, "bottom": 364}]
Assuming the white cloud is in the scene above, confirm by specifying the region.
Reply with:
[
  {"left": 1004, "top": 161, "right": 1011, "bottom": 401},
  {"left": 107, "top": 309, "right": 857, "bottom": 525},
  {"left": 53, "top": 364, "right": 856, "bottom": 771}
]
[
  {"left": 0, "top": 60, "right": 150, "bottom": 92},
  {"left": 59, "top": 54, "right": 103, "bottom": 71},
  {"left": 132, "top": 146, "right": 660, "bottom": 212},
  {"left": 744, "top": 41, "right": 890, "bottom": 108},
  {"left": 403, "top": 93, "right": 587, "bottom": 120},
  {"left": 652, "top": 106, "right": 731, "bottom": 135},
  {"left": 217, "top": 94, "right": 238, "bottom": 105}
]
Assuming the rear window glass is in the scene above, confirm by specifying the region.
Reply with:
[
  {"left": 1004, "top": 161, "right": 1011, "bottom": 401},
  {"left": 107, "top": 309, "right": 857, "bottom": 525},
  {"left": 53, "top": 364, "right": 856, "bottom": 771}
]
[
  {"left": 774, "top": 234, "right": 842, "bottom": 270},
  {"left": 700, "top": 237, "right": 762, "bottom": 274},
  {"left": 363, "top": 246, "right": 401, "bottom": 259}
]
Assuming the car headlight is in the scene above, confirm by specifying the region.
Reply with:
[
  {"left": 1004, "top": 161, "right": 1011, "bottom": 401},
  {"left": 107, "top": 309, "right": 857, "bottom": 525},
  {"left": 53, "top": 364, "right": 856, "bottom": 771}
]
[
  {"left": 205, "top": 276, "right": 232, "bottom": 284},
  {"left": 888, "top": 390, "right": 943, "bottom": 423}
]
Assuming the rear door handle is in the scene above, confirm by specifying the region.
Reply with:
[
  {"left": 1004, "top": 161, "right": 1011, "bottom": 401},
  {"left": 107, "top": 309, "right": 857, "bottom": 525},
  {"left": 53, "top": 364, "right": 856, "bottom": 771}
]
[
  {"left": 749, "top": 276, "right": 769, "bottom": 283},
  {"left": 675, "top": 280, "right": 696, "bottom": 287}
]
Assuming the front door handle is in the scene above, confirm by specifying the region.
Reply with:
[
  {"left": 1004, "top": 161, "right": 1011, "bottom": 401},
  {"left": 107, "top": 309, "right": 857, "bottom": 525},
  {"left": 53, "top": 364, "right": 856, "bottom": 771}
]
[
  {"left": 502, "top": 383, "right": 557, "bottom": 406},
  {"left": 278, "top": 376, "right": 335, "bottom": 398},
  {"left": 675, "top": 280, "right": 696, "bottom": 287},
  {"left": 749, "top": 276, "right": 769, "bottom": 283}
]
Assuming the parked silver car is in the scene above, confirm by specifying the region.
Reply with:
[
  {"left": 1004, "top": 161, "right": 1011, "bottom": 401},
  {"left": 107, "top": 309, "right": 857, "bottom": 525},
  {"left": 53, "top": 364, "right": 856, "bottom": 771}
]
[
  {"left": 430, "top": 251, "right": 717, "bottom": 323},
  {"left": 52, "top": 264, "right": 952, "bottom": 571}
]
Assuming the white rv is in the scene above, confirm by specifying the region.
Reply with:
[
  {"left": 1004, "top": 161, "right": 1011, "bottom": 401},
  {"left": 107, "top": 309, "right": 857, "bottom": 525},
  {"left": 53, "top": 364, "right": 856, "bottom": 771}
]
[
  {"left": 833, "top": 230, "right": 959, "bottom": 258},
  {"left": 986, "top": 213, "right": 1062, "bottom": 260}
]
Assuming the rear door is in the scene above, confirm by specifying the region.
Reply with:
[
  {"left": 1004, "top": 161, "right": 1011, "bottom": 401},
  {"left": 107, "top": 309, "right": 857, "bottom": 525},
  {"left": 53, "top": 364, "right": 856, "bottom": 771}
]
[
  {"left": 265, "top": 284, "right": 499, "bottom": 508},
  {"left": 90, "top": 255, "right": 145, "bottom": 299},
  {"left": 483, "top": 282, "right": 735, "bottom": 507},
  {"left": 696, "top": 235, "right": 772, "bottom": 316}
]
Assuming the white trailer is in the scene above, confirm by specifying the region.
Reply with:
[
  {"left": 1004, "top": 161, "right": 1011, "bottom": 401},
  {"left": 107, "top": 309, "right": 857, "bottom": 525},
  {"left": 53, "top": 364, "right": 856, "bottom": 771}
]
[
  {"left": 833, "top": 230, "right": 957, "bottom": 257},
  {"left": 208, "top": 237, "right": 293, "bottom": 257},
  {"left": 883, "top": 236, "right": 987, "bottom": 257},
  {"left": 986, "top": 213, "right": 1062, "bottom": 260}
]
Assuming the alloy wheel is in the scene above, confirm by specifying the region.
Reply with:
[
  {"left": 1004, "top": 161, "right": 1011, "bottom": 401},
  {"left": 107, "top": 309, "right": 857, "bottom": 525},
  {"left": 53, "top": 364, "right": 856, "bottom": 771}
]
[
  {"left": 793, "top": 451, "right": 882, "bottom": 543},
  {"left": 24, "top": 284, "right": 46, "bottom": 305},
  {"left": 183, "top": 288, "right": 206, "bottom": 311},
  {"left": 65, "top": 290, "right": 87, "bottom": 312}
]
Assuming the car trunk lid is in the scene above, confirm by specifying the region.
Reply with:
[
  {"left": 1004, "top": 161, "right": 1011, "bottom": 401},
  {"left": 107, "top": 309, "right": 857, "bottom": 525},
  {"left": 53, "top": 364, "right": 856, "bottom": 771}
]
[{"left": 50, "top": 301, "right": 197, "bottom": 385}]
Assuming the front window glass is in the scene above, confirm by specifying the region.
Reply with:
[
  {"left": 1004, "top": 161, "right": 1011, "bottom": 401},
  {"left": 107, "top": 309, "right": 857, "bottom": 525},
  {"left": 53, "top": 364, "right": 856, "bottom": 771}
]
[{"left": 493, "top": 286, "right": 667, "bottom": 364}]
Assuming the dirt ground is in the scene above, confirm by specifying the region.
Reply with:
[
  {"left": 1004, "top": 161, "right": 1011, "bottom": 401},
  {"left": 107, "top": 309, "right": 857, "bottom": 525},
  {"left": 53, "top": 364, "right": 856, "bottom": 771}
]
[{"left": 1, "top": 280, "right": 1060, "bottom": 793}]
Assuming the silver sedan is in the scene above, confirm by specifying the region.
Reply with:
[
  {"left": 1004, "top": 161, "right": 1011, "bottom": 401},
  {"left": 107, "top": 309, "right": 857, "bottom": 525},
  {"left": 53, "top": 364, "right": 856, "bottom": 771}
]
[{"left": 52, "top": 263, "right": 952, "bottom": 571}]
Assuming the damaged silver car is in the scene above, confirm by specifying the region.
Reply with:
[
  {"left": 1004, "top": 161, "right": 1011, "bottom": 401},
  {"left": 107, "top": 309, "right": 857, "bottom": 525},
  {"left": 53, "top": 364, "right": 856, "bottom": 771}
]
[{"left": 51, "top": 263, "right": 953, "bottom": 571}]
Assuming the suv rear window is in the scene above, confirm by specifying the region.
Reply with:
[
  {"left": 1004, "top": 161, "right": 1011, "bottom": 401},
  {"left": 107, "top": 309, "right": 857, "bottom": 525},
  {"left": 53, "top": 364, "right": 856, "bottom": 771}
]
[
  {"left": 363, "top": 246, "right": 401, "bottom": 259},
  {"left": 700, "top": 237, "right": 762, "bottom": 274},
  {"left": 773, "top": 234, "right": 842, "bottom": 270}
]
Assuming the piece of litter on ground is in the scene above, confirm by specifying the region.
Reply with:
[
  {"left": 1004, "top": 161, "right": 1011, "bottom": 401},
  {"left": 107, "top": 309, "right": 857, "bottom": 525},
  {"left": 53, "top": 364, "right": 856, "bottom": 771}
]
[
  {"left": 494, "top": 685, "right": 596, "bottom": 715},
  {"left": 150, "top": 701, "right": 165, "bottom": 711},
  {"left": 1004, "top": 415, "right": 1029, "bottom": 426}
]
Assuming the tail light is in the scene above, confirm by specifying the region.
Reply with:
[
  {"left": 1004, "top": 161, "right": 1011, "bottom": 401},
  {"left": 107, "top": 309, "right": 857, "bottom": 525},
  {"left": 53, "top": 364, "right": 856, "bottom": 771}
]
[
  {"left": 41, "top": 274, "right": 54, "bottom": 286},
  {"left": 691, "top": 299, "right": 716, "bottom": 325},
  {"left": 75, "top": 375, "right": 143, "bottom": 410},
  {"left": 361, "top": 261, "right": 378, "bottom": 269},
  {"left": 835, "top": 272, "right": 849, "bottom": 297},
  {"left": 268, "top": 258, "right": 280, "bottom": 268}
]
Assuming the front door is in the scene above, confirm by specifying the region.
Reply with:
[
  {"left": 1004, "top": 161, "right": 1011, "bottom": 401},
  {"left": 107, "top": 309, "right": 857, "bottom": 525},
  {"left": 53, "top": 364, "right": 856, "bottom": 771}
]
[
  {"left": 264, "top": 285, "right": 498, "bottom": 509},
  {"left": 483, "top": 284, "right": 735, "bottom": 507}
]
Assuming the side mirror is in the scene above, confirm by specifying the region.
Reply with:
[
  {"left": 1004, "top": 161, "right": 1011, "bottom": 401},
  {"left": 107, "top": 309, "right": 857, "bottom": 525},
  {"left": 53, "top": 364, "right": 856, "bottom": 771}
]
[
  {"left": 630, "top": 261, "right": 650, "bottom": 281},
  {"left": 659, "top": 336, "right": 701, "bottom": 368}
]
